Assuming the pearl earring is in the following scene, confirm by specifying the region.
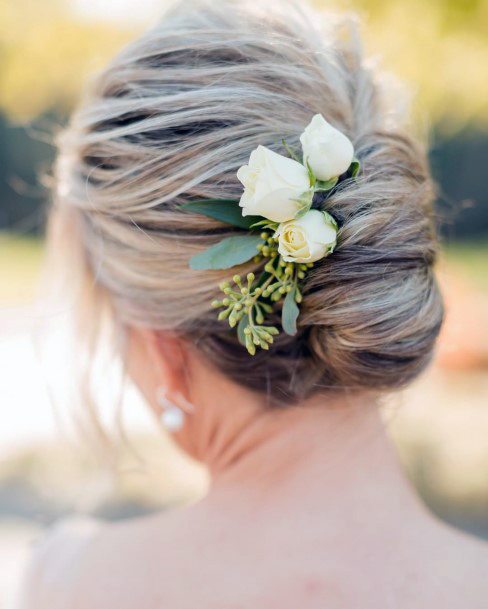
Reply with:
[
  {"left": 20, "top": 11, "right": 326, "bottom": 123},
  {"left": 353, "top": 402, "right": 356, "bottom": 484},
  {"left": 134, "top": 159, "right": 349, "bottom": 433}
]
[{"left": 156, "top": 388, "right": 193, "bottom": 432}]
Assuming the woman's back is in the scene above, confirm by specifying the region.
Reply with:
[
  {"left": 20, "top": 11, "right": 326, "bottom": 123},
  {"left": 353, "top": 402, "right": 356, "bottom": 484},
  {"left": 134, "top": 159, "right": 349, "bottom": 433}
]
[
  {"left": 20, "top": 483, "right": 488, "bottom": 609},
  {"left": 19, "top": 402, "right": 488, "bottom": 609}
]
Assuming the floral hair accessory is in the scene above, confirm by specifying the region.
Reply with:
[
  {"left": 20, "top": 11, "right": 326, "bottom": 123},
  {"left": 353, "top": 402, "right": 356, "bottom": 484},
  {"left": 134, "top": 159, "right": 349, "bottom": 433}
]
[{"left": 183, "top": 114, "right": 359, "bottom": 355}]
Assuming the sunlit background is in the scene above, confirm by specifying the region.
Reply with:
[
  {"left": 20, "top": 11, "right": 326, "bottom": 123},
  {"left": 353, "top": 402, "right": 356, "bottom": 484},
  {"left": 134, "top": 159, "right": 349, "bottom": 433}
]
[{"left": 1, "top": 0, "right": 487, "bottom": 606}]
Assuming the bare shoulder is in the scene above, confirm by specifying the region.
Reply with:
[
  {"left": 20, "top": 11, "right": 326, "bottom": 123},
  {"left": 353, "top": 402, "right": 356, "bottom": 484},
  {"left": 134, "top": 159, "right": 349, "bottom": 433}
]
[
  {"left": 420, "top": 518, "right": 488, "bottom": 609},
  {"left": 67, "top": 506, "right": 213, "bottom": 608}
]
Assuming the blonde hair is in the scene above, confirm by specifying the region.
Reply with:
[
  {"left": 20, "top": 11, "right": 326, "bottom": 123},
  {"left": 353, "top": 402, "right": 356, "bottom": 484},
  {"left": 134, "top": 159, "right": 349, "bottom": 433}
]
[{"left": 50, "top": 0, "right": 443, "bottom": 406}]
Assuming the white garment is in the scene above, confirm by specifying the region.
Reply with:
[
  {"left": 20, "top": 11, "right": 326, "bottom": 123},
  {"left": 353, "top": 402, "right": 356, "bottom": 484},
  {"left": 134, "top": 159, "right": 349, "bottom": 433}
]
[{"left": 15, "top": 517, "right": 102, "bottom": 609}]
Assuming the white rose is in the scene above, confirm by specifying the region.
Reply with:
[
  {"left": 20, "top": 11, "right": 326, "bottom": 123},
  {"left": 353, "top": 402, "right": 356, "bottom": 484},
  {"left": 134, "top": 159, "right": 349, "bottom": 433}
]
[
  {"left": 274, "top": 209, "right": 337, "bottom": 263},
  {"left": 300, "top": 114, "right": 354, "bottom": 181},
  {"left": 236, "top": 145, "right": 311, "bottom": 223}
]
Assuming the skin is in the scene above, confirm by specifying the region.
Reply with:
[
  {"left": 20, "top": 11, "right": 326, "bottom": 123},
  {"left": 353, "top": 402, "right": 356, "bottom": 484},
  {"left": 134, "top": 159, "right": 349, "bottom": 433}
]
[{"left": 29, "top": 328, "right": 488, "bottom": 608}]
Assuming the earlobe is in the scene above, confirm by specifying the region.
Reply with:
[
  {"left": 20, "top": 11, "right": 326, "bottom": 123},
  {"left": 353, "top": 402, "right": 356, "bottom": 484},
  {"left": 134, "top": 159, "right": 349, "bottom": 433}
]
[
  {"left": 127, "top": 326, "right": 191, "bottom": 414},
  {"left": 150, "top": 332, "right": 195, "bottom": 433},
  {"left": 151, "top": 330, "right": 189, "bottom": 394}
]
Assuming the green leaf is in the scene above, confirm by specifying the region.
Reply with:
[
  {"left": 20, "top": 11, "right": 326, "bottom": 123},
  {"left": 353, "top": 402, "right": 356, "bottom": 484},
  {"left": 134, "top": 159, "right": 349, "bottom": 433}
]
[
  {"left": 350, "top": 157, "right": 360, "bottom": 177},
  {"left": 293, "top": 189, "right": 314, "bottom": 218},
  {"left": 182, "top": 200, "right": 261, "bottom": 229},
  {"left": 249, "top": 219, "right": 279, "bottom": 231},
  {"left": 282, "top": 286, "right": 300, "bottom": 335},
  {"left": 323, "top": 210, "right": 338, "bottom": 230},
  {"left": 314, "top": 177, "right": 338, "bottom": 192},
  {"left": 237, "top": 315, "right": 249, "bottom": 346},
  {"left": 305, "top": 159, "right": 316, "bottom": 187},
  {"left": 189, "top": 234, "right": 263, "bottom": 270},
  {"left": 281, "top": 138, "right": 301, "bottom": 163}
]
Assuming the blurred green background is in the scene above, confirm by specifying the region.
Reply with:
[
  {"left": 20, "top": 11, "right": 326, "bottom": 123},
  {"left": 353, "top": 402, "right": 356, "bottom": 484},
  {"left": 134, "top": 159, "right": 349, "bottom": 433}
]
[
  {"left": 0, "top": 0, "right": 487, "bottom": 605},
  {"left": 1, "top": 0, "right": 487, "bottom": 239}
]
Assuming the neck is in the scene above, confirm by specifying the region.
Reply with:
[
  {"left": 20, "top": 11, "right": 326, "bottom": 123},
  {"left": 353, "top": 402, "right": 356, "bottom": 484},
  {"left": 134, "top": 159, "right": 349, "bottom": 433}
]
[{"left": 184, "top": 355, "right": 428, "bottom": 526}]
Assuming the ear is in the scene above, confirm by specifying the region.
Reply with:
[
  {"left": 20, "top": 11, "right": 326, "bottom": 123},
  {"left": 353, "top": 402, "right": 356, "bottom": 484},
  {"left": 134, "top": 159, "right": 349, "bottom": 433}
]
[{"left": 126, "top": 327, "right": 190, "bottom": 408}]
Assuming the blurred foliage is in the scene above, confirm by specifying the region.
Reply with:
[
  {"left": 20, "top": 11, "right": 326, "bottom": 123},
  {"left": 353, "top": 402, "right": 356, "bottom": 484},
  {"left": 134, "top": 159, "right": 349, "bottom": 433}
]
[
  {"left": 0, "top": 0, "right": 487, "bottom": 239},
  {"left": 0, "top": 0, "right": 132, "bottom": 120},
  {"left": 431, "top": 130, "right": 488, "bottom": 239},
  {"left": 0, "top": 0, "right": 487, "bottom": 129},
  {"left": 330, "top": 0, "right": 488, "bottom": 132}
]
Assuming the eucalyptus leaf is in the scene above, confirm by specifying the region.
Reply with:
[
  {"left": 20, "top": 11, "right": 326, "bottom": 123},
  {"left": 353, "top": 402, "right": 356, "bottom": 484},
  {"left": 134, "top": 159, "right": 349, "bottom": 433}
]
[
  {"left": 282, "top": 287, "right": 300, "bottom": 336},
  {"left": 189, "top": 234, "right": 263, "bottom": 270},
  {"left": 237, "top": 315, "right": 249, "bottom": 346},
  {"left": 182, "top": 200, "right": 261, "bottom": 229}
]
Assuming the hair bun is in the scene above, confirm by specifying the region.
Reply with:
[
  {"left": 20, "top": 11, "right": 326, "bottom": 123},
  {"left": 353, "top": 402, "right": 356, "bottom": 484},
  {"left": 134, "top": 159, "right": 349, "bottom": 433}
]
[{"left": 54, "top": 0, "right": 444, "bottom": 405}]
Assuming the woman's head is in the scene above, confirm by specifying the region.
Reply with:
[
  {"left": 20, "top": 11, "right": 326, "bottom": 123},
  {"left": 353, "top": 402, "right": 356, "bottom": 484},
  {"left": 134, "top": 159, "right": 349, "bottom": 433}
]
[{"left": 51, "top": 0, "right": 443, "bottom": 407}]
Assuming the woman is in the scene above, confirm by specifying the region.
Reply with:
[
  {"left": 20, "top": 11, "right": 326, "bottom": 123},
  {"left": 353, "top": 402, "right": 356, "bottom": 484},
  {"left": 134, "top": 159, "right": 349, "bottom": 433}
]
[{"left": 17, "top": 0, "right": 487, "bottom": 607}]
